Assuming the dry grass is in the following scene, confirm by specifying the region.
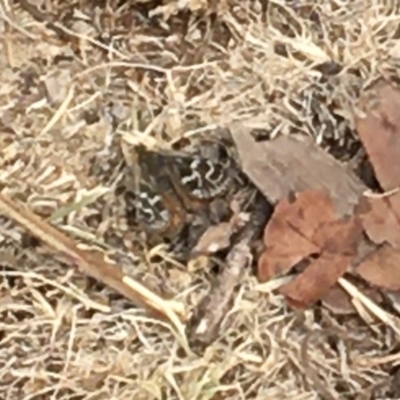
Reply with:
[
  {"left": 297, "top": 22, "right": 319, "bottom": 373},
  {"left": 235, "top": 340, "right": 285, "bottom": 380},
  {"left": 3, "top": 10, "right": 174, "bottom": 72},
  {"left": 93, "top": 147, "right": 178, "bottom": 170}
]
[{"left": 1, "top": 0, "right": 400, "bottom": 399}]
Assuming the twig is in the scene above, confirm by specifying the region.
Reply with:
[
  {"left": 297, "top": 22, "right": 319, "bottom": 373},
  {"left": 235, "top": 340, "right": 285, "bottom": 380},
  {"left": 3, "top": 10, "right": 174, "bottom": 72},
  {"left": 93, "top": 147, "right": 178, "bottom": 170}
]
[
  {"left": 187, "top": 194, "right": 269, "bottom": 349},
  {"left": 187, "top": 237, "right": 251, "bottom": 348},
  {"left": 0, "top": 192, "right": 187, "bottom": 335}
]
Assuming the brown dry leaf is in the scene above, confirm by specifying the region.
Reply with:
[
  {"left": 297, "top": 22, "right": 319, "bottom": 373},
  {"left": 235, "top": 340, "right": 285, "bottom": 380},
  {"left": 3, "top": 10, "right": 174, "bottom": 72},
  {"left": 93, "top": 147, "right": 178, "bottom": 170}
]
[
  {"left": 356, "top": 244, "right": 400, "bottom": 291},
  {"left": 229, "top": 123, "right": 365, "bottom": 216},
  {"left": 313, "top": 215, "right": 363, "bottom": 256},
  {"left": 357, "top": 194, "right": 400, "bottom": 249},
  {"left": 351, "top": 81, "right": 400, "bottom": 295},
  {"left": 258, "top": 190, "right": 339, "bottom": 282},
  {"left": 191, "top": 200, "right": 249, "bottom": 257},
  {"left": 258, "top": 190, "right": 363, "bottom": 308},
  {"left": 191, "top": 221, "right": 233, "bottom": 256},
  {"left": 280, "top": 214, "right": 362, "bottom": 308},
  {"left": 356, "top": 81, "right": 400, "bottom": 219},
  {"left": 356, "top": 80, "right": 400, "bottom": 194},
  {"left": 321, "top": 284, "right": 356, "bottom": 315},
  {"left": 281, "top": 253, "right": 352, "bottom": 309}
]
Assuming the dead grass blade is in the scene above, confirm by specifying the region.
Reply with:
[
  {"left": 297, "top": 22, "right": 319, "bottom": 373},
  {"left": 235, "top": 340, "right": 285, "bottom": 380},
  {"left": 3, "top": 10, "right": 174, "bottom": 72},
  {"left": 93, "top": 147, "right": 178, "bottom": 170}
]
[
  {"left": 48, "top": 188, "right": 109, "bottom": 222},
  {"left": 0, "top": 192, "right": 188, "bottom": 342},
  {"left": 300, "top": 329, "right": 344, "bottom": 400},
  {"left": 39, "top": 83, "right": 75, "bottom": 137},
  {"left": 338, "top": 277, "right": 400, "bottom": 337}
]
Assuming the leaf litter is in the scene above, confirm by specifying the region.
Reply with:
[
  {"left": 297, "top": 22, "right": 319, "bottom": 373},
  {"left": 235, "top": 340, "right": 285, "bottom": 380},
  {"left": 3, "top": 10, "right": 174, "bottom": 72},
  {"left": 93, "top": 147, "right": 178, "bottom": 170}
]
[
  {"left": 353, "top": 82, "right": 400, "bottom": 295},
  {"left": 4, "top": 2, "right": 400, "bottom": 399},
  {"left": 190, "top": 199, "right": 250, "bottom": 257},
  {"left": 243, "top": 80, "right": 400, "bottom": 334},
  {"left": 257, "top": 189, "right": 363, "bottom": 308},
  {"left": 228, "top": 79, "right": 400, "bottom": 396}
]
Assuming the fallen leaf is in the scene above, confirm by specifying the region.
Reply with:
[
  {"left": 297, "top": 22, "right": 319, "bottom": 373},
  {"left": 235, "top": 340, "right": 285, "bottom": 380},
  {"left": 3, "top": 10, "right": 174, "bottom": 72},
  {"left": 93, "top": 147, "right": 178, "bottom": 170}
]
[
  {"left": 350, "top": 81, "right": 400, "bottom": 302},
  {"left": 356, "top": 194, "right": 400, "bottom": 249},
  {"left": 280, "top": 253, "right": 351, "bottom": 308},
  {"left": 356, "top": 81, "right": 400, "bottom": 222},
  {"left": 191, "top": 200, "right": 250, "bottom": 257},
  {"left": 191, "top": 221, "right": 233, "bottom": 256},
  {"left": 229, "top": 123, "right": 365, "bottom": 216},
  {"left": 258, "top": 190, "right": 358, "bottom": 281},
  {"left": 321, "top": 283, "right": 356, "bottom": 315},
  {"left": 257, "top": 190, "right": 335, "bottom": 281},
  {"left": 356, "top": 244, "right": 400, "bottom": 291},
  {"left": 313, "top": 215, "right": 362, "bottom": 256},
  {"left": 258, "top": 190, "right": 363, "bottom": 307},
  {"left": 356, "top": 80, "right": 400, "bottom": 193}
]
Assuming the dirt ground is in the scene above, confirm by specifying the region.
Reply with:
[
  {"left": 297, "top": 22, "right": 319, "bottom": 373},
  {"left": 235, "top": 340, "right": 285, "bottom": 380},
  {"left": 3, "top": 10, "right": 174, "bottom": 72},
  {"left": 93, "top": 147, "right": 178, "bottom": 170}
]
[{"left": 1, "top": 1, "right": 400, "bottom": 399}]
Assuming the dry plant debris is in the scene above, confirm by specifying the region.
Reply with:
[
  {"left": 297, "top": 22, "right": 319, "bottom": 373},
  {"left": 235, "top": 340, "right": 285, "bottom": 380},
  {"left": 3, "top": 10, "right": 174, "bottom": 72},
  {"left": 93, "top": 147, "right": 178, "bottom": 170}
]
[
  {"left": 247, "top": 80, "right": 400, "bottom": 325},
  {"left": 187, "top": 195, "right": 268, "bottom": 348},
  {"left": 0, "top": 191, "right": 188, "bottom": 341},
  {"left": 187, "top": 237, "right": 251, "bottom": 349},
  {"left": 4, "top": 1, "right": 400, "bottom": 399},
  {"left": 229, "top": 78, "right": 400, "bottom": 395},
  {"left": 190, "top": 199, "right": 250, "bottom": 257},
  {"left": 354, "top": 81, "right": 400, "bottom": 292},
  {"left": 356, "top": 81, "right": 400, "bottom": 194},
  {"left": 225, "top": 81, "right": 400, "bottom": 319},
  {"left": 357, "top": 194, "right": 400, "bottom": 248},
  {"left": 258, "top": 190, "right": 363, "bottom": 308},
  {"left": 229, "top": 123, "right": 366, "bottom": 216}
]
